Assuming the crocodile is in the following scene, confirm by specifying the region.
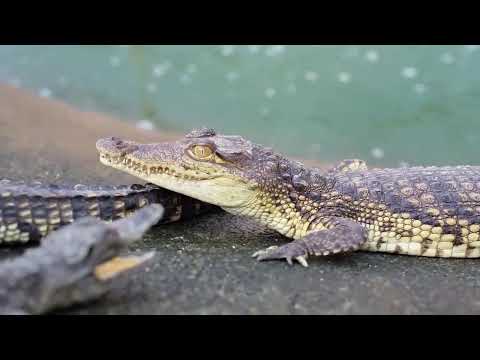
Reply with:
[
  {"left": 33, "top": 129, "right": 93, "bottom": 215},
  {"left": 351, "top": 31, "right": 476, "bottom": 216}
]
[
  {"left": 97, "top": 127, "right": 480, "bottom": 267},
  {"left": 0, "top": 180, "right": 218, "bottom": 244},
  {"left": 0, "top": 204, "right": 163, "bottom": 315}
]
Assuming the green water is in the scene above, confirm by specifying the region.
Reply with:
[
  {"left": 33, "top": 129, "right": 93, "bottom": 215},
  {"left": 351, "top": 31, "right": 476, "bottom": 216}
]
[{"left": 1, "top": 45, "right": 480, "bottom": 166}]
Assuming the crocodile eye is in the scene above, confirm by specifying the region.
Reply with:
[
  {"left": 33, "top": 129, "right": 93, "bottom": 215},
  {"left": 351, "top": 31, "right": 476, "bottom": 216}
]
[{"left": 190, "top": 145, "right": 214, "bottom": 159}]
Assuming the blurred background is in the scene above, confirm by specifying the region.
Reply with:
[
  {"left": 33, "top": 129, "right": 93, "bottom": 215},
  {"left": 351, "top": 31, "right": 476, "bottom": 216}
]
[{"left": 1, "top": 45, "right": 479, "bottom": 167}]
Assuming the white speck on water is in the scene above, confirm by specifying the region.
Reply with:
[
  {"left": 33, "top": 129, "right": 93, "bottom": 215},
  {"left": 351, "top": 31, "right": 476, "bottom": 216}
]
[
  {"left": 225, "top": 71, "right": 240, "bottom": 82},
  {"left": 304, "top": 71, "right": 318, "bottom": 82},
  {"left": 399, "top": 161, "right": 410, "bottom": 168},
  {"left": 221, "top": 45, "right": 235, "bottom": 57},
  {"left": 109, "top": 56, "right": 121, "bottom": 67},
  {"left": 265, "top": 87, "right": 276, "bottom": 98},
  {"left": 440, "top": 52, "right": 455, "bottom": 64},
  {"left": 365, "top": 50, "right": 379, "bottom": 63},
  {"left": 136, "top": 120, "right": 155, "bottom": 131},
  {"left": 338, "top": 72, "right": 352, "bottom": 84},
  {"left": 371, "top": 147, "right": 385, "bottom": 159},
  {"left": 265, "top": 45, "right": 286, "bottom": 57},
  {"left": 146, "top": 82, "right": 157, "bottom": 93},
  {"left": 152, "top": 62, "right": 172, "bottom": 78},
  {"left": 287, "top": 83, "right": 297, "bottom": 94},
  {"left": 248, "top": 45, "right": 262, "bottom": 54},
  {"left": 186, "top": 63, "right": 197, "bottom": 74},
  {"left": 413, "top": 83, "right": 427, "bottom": 95},
  {"left": 465, "top": 45, "right": 479, "bottom": 52},
  {"left": 402, "top": 67, "right": 418, "bottom": 79},
  {"left": 38, "top": 88, "right": 52, "bottom": 98},
  {"left": 180, "top": 74, "right": 192, "bottom": 85}
]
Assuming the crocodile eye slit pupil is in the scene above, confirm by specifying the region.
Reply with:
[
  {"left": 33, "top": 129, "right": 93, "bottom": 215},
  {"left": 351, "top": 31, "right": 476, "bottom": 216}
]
[{"left": 192, "top": 145, "right": 213, "bottom": 159}]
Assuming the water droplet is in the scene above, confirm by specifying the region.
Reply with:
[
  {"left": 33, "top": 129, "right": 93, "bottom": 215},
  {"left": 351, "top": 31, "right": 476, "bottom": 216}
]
[
  {"left": 180, "top": 74, "right": 192, "bottom": 85},
  {"left": 248, "top": 45, "right": 262, "bottom": 54},
  {"left": 136, "top": 120, "right": 155, "bottom": 131},
  {"left": 38, "top": 88, "right": 52, "bottom": 98},
  {"left": 152, "top": 62, "right": 172, "bottom": 78},
  {"left": 465, "top": 45, "right": 479, "bottom": 53},
  {"left": 146, "top": 83, "right": 157, "bottom": 93},
  {"left": 225, "top": 71, "right": 240, "bottom": 82},
  {"left": 109, "top": 56, "right": 121, "bottom": 67},
  {"left": 265, "top": 88, "right": 276, "bottom": 99},
  {"left": 265, "top": 45, "right": 286, "bottom": 57},
  {"left": 221, "top": 45, "right": 235, "bottom": 56},
  {"left": 401, "top": 67, "right": 418, "bottom": 79},
  {"left": 365, "top": 50, "right": 379, "bottom": 63},
  {"left": 370, "top": 147, "right": 384, "bottom": 159},
  {"left": 304, "top": 71, "right": 318, "bottom": 82},
  {"left": 186, "top": 64, "right": 197, "bottom": 74},
  {"left": 399, "top": 161, "right": 410, "bottom": 168},
  {"left": 440, "top": 52, "right": 455, "bottom": 64},
  {"left": 413, "top": 83, "right": 427, "bottom": 95},
  {"left": 338, "top": 72, "right": 352, "bottom": 84}
]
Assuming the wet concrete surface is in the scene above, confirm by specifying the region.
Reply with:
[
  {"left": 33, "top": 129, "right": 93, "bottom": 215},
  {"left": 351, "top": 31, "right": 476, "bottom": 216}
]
[{"left": 2, "top": 84, "right": 480, "bottom": 314}]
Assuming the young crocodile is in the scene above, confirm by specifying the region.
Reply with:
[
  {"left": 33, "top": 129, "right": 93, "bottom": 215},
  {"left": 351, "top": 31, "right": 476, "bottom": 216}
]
[
  {"left": 0, "top": 180, "right": 218, "bottom": 244},
  {"left": 97, "top": 127, "right": 480, "bottom": 267},
  {"left": 0, "top": 204, "right": 163, "bottom": 315}
]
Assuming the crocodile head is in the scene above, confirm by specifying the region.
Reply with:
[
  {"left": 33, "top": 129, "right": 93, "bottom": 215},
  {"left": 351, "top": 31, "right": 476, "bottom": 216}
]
[
  {"left": 0, "top": 205, "right": 162, "bottom": 315},
  {"left": 96, "top": 128, "right": 275, "bottom": 210}
]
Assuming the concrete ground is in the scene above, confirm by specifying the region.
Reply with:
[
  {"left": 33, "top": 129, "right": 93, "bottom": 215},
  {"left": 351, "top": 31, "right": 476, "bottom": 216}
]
[{"left": 1, "top": 84, "right": 480, "bottom": 315}]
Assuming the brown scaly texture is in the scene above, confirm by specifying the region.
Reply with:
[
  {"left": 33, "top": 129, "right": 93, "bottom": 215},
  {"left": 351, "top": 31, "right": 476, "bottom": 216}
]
[
  {"left": 96, "top": 128, "right": 480, "bottom": 266},
  {"left": 0, "top": 179, "right": 218, "bottom": 244}
]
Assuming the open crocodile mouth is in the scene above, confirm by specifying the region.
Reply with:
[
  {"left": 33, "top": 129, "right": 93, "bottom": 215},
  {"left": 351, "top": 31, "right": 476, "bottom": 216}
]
[{"left": 94, "top": 252, "right": 154, "bottom": 281}]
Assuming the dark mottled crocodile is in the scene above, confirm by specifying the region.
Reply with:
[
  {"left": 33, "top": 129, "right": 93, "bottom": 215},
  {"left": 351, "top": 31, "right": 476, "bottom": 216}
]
[
  {"left": 0, "top": 204, "right": 163, "bottom": 315},
  {"left": 0, "top": 179, "right": 218, "bottom": 244},
  {"left": 97, "top": 127, "right": 480, "bottom": 267}
]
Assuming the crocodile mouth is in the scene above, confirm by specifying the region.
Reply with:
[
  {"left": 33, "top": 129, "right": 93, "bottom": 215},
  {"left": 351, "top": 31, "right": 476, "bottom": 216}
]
[
  {"left": 98, "top": 152, "right": 222, "bottom": 182},
  {"left": 94, "top": 252, "right": 154, "bottom": 281}
]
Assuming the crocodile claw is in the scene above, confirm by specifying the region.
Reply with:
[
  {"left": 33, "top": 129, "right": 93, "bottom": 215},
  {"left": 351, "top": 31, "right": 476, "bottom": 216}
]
[{"left": 252, "top": 245, "right": 309, "bottom": 267}]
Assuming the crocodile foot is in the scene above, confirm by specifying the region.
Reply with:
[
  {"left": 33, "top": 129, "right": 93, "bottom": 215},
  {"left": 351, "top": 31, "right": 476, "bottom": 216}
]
[{"left": 252, "top": 244, "right": 309, "bottom": 267}]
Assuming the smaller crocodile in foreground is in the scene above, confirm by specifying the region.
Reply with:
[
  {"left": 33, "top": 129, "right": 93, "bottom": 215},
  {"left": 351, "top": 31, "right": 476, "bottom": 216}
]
[
  {"left": 97, "top": 127, "right": 480, "bottom": 267},
  {"left": 0, "top": 180, "right": 218, "bottom": 244},
  {"left": 0, "top": 204, "right": 163, "bottom": 315}
]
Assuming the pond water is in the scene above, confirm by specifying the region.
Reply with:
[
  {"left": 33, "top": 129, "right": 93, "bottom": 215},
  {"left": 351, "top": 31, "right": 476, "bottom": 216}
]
[{"left": 1, "top": 45, "right": 479, "bottom": 167}]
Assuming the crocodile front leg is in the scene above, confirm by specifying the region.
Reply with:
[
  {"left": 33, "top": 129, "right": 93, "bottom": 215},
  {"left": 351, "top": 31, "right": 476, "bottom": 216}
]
[{"left": 252, "top": 217, "right": 368, "bottom": 267}]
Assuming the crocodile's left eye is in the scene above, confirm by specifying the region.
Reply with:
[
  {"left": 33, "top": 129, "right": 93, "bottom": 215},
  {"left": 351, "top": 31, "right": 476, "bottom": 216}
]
[{"left": 190, "top": 145, "right": 214, "bottom": 160}]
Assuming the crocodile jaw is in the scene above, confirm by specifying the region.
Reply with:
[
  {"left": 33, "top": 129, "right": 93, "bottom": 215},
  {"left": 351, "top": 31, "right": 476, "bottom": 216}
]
[{"left": 98, "top": 153, "right": 257, "bottom": 209}]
